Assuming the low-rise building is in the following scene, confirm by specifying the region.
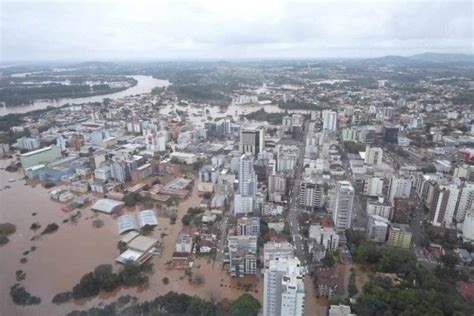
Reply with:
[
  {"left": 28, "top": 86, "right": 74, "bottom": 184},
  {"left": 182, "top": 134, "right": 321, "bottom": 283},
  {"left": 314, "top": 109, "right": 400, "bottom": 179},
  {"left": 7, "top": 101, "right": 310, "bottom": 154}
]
[
  {"left": 20, "top": 146, "right": 62, "bottom": 169},
  {"left": 176, "top": 231, "right": 193, "bottom": 253}
]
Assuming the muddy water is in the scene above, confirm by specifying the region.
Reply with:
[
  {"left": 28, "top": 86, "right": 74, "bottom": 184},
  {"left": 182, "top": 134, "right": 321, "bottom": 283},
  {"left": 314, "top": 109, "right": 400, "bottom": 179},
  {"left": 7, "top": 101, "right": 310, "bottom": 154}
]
[
  {"left": 0, "top": 160, "right": 262, "bottom": 315},
  {"left": 158, "top": 102, "right": 311, "bottom": 127},
  {"left": 0, "top": 159, "right": 120, "bottom": 315}
]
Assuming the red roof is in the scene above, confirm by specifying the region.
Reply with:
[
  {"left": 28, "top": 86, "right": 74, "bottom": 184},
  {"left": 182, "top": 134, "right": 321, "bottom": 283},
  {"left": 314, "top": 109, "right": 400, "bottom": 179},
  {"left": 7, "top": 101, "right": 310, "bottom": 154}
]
[
  {"left": 457, "top": 281, "right": 474, "bottom": 300},
  {"left": 319, "top": 217, "right": 333, "bottom": 228}
]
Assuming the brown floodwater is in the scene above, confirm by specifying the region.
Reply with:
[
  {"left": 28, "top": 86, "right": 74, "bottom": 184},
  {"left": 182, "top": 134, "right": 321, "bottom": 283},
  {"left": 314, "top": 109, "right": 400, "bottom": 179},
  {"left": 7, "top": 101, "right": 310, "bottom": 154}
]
[
  {"left": 0, "top": 159, "right": 267, "bottom": 316},
  {"left": 0, "top": 158, "right": 324, "bottom": 315}
]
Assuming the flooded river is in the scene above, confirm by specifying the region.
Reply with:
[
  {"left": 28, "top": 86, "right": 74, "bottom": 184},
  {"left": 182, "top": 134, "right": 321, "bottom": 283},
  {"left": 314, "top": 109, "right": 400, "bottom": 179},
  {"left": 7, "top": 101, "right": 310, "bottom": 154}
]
[{"left": 0, "top": 75, "right": 170, "bottom": 115}]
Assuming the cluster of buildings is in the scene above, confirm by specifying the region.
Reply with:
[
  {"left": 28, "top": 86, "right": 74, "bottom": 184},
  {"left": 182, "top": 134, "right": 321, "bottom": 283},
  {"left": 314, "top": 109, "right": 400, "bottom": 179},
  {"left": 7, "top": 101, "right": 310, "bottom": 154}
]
[{"left": 3, "top": 60, "right": 474, "bottom": 316}]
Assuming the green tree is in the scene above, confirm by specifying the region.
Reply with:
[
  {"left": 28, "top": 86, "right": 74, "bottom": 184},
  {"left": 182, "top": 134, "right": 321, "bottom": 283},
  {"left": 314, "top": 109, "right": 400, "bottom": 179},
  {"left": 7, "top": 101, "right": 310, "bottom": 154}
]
[
  {"left": 229, "top": 293, "right": 261, "bottom": 316},
  {"left": 94, "top": 264, "right": 120, "bottom": 292},
  {"left": 322, "top": 252, "right": 335, "bottom": 267},
  {"left": 182, "top": 214, "right": 193, "bottom": 226},
  {"left": 72, "top": 272, "right": 100, "bottom": 299}
]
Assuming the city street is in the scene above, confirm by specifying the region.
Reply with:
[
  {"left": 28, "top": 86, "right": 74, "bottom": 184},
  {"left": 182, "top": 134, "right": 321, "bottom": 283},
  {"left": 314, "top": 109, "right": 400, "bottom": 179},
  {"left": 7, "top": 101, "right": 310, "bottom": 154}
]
[{"left": 286, "top": 121, "right": 310, "bottom": 266}]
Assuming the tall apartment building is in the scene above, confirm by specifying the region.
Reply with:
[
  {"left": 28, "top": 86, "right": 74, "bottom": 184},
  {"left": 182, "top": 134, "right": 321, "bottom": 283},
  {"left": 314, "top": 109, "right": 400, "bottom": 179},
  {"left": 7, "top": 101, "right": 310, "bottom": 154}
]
[
  {"left": 322, "top": 110, "right": 337, "bottom": 131},
  {"left": 364, "top": 177, "right": 384, "bottom": 197},
  {"left": 359, "top": 127, "right": 376, "bottom": 144},
  {"left": 333, "top": 181, "right": 355, "bottom": 231},
  {"left": 268, "top": 172, "right": 287, "bottom": 202},
  {"left": 364, "top": 146, "right": 383, "bottom": 166},
  {"left": 388, "top": 176, "right": 412, "bottom": 204},
  {"left": 239, "top": 154, "right": 257, "bottom": 197},
  {"left": 263, "top": 258, "right": 305, "bottom": 316},
  {"left": 239, "top": 127, "right": 265, "bottom": 155},
  {"left": 430, "top": 183, "right": 460, "bottom": 227},
  {"left": 277, "top": 145, "right": 299, "bottom": 173},
  {"left": 228, "top": 236, "right": 257, "bottom": 277},
  {"left": 263, "top": 241, "right": 295, "bottom": 269},
  {"left": 299, "top": 178, "right": 324, "bottom": 210},
  {"left": 383, "top": 126, "right": 399, "bottom": 144},
  {"left": 455, "top": 182, "right": 474, "bottom": 222}
]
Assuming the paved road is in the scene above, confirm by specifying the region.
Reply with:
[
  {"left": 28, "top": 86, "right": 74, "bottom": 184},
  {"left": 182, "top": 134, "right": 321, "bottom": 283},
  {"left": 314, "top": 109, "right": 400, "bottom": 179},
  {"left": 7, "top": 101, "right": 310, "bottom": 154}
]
[
  {"left": 286, "top": 121, "right": 310, "bottom": 266},
  {"left": 216, "top": 210, "right": 230, "bottom": 262}
]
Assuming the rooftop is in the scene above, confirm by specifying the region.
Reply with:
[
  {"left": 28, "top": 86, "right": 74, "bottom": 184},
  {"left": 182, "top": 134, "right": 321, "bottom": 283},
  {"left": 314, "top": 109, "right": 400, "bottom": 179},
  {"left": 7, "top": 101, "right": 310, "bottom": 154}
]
[{"left": 91, "top": 199, "right": 124, "bottom": 214}]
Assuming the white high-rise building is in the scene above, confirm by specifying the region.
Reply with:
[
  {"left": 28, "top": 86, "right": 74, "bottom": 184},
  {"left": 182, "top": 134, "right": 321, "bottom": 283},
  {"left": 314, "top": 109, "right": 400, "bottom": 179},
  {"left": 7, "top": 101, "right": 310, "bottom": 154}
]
[
  {"left": 234, "top": 194, "right": 254, "bottom": 214},
  {"left": 239, "top": 154, "right": 257, "bottom": 197},
  {"left": 263, "top": 241, "right": 295, "bottom": 269},
  {"left": 364, "top": 146, "right": 383, "bottom": 166},
  {"left": 388, "top": 176, "right": 412, "bottom": 204},
  {"left": 462, "top": 210, "right": 474, "bottom": 242},
  {"left": 263, "top": 258, "right": 305, "bottom": 316},
  {"left": 333, "top": 181, "right": 355, "bottom": 231},
  {"left": 456, "top": 182, "right": 474, "bottom": 222},
  {"left": 444, "top": 183, "right": 461, "bottom": 227},
  {"left": 322, "top": 110, "right": 337, "bottom": 131},
  {"left": 364, "top": 177, "right": 384, "bottom": 197},
  {"left": 431, "top": 183, "right": 460, "bottom": 227}
]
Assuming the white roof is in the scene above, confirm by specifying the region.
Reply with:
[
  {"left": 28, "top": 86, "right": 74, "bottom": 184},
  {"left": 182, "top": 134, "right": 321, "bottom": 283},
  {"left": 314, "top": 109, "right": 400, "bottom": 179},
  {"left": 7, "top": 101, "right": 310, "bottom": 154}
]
[
  {"left": 117, "top": 214, "right": 139, "bottom": 234},
  {"left": 91, "top": 198, "right": 124, "bottom": 213},
  {"left": 121, "top": 231, "right": 140, "bottom": 243},
  {"left": 21, "top": 146, "right": 53, "bottom": 157},
  {"left": 116, "top": 249, "right": 143, "bottom": 263},
  {"left": 128, "top": 235, "right": 157, "bottom": 252},
  {"left": 137, "top": 210, "right": 158, "bottom": 228}
]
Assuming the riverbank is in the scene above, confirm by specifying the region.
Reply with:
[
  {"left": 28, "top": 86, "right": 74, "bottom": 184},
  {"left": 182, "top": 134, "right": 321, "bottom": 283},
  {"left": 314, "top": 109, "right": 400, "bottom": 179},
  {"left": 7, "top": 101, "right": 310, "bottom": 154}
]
[{"left": 0, "top": 75, "right": 170, "bottom": 116}]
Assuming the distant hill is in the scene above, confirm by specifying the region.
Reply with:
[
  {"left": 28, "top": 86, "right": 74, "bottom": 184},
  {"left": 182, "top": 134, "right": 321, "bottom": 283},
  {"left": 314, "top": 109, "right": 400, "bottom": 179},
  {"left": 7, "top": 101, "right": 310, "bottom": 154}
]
[
  {"left": 409, "top": 52, "right": 474, "bottom": 63},
  {"left": 365, "top": 52, "right": 474, "bottom": 65}
]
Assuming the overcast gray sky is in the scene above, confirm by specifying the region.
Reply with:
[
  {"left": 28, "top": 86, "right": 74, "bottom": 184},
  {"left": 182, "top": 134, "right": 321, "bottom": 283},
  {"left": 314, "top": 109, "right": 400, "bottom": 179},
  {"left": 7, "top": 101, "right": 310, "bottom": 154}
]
[{"left": 1, "top": 0, "right": 472, "bottom": 61}]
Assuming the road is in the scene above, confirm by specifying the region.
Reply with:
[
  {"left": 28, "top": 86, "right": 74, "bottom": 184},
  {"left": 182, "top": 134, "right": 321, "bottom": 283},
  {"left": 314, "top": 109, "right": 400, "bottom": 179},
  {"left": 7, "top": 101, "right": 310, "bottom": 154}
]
[
  {"left": 286, "top": 121, "right": 310, "bottom": 266},
  {"left": 216, "top": 204, "right": 231, "bottom": 262}
]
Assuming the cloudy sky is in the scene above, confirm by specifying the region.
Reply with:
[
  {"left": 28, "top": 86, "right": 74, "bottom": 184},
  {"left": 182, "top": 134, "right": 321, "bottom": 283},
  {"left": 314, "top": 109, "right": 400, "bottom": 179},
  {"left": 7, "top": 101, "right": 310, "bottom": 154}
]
[{"left": 1, "top": 0, "right": 472, "bottom": 61}]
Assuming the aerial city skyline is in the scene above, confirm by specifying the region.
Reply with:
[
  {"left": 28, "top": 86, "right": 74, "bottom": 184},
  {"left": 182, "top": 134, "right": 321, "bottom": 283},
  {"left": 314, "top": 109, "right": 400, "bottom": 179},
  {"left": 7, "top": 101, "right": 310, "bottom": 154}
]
[{"left": 0, "top": 1, "right": 473, "bottom": 316}]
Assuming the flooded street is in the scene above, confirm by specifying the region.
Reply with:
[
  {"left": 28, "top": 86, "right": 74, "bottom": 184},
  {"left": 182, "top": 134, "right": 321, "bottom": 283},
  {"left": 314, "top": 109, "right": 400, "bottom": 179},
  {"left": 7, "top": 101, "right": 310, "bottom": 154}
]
[
  {"left": 159, "top": 102, "right": 311, "bottom": 127},
  {"left": 0, "top": 159, "right": 262, "bottom": 315}
]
